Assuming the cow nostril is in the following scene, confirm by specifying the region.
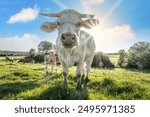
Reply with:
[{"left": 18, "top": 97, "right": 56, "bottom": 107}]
[
  {"left": 62, "top": 35, "right": 66, "bottom": 41},
  {"left": 72, "top": 37, "right": 76, "bottom": 41}
]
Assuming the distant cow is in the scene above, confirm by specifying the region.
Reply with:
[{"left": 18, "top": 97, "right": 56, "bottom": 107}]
[
  {"left": 92, "top": 52, "right": 114, "bottom": 68},
  {"left": 18, "top": 57, "right": 34, "bottom": 64},
  {"left": 40, "top": 9, "right": 99, "bottom": 89},
  {"left": 5, "top": 56, "right": 13, "bottom": 62},
  {"left": 18, "top": 58, "right": 24, "bottom": 63},
  {"left": 44, "top": 50, "right": 56, "bottom": 74}
]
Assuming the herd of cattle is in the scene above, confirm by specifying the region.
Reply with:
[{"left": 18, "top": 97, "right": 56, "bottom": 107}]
[
  {"left": 3, "top": 50, "right": 111, "bottom": 69},
  {"left": 4, "top": 56, "right": 34, "bottom": 63},
  {"left": 3, "top": 50, "right": 58, "bottom": 74}
]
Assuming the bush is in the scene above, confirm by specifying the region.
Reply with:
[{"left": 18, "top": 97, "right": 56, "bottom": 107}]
[
  {"left": 33, "top": 54, "right": 44, "bottom": 63},
  {"left": 29, "top": 48, "right": 36, "bottom": 57},
  {"left": 127, "top": 42, "right": 150, "bottom": 69},
  {"left": 117, "top": 49, "right": 127, "bottom": 68}
]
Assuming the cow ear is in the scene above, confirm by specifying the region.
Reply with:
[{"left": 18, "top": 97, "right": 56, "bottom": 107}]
[
  {"left": 81, "top": 19, "right": 99, "bottom": 29},
  {"left": 40, "top": 22, "right": 57, "bottom": 32}
]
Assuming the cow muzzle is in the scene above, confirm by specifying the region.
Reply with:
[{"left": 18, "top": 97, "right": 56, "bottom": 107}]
[{"left": 61, "top": 33, "right": 77, "bottom": 48}]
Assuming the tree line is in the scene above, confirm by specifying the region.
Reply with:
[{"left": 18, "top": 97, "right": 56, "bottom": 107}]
[
  {"left": 1, "top": 40, "right": 150, "bottom": 70},
  {"left": 118, "top": 42, "right": 150, "bottom": 70},
  {"left": 0, "top": 50, "right": 27, "bottom": 56}
]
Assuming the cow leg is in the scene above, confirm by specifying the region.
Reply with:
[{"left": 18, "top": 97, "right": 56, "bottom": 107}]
[
  {"left": 63, "top": 70, "right": 68, "bottom": 85},
  {"left": 57, "top": 55, "right": 68, "bottom": 84},
  {"left": 62, "top": 64, "right": 68, "bottom": 85},
  {"left": 76, "top": 73, "right": 82, "bottom": 90},
  {"left": 85, "top": 57, "right": 93, "bottom": 83},
  {"left": 81, "top": 68, "right": 85, "bottom": 84},
  {"left": 76, "top": 61, "right": 84, "bottom": 90},
  {"left": 50, "top": 64, "right": 54, "bottom": 74},
  {"left": 61, "top": 62, "right": 68, "bottom": 84},
  {"left": 45, "top": 63, "right": 48, "bottom": 74}
]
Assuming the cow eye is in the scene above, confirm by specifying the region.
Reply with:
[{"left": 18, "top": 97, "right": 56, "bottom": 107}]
[
  {"left": 56, "top": 21, "right": 61, "bottom": 25},
  {"left": 77, "top": 22, "right": 82, "bottom": 27}
]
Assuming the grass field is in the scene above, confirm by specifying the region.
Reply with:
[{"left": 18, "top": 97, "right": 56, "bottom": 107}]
[
  {"left": 107, "top": 54, "right": 119, "bottom": 66},
  {"left": 0, "top": 57, "right": 150, "bottom": 100},
  {"left": 0, "top": 56, "right": 25, "bottom": 60}
]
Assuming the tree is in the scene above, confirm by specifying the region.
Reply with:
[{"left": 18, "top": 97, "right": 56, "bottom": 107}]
[
  {"left": 29, "top": 48, "right": 36, "bottom": 57},
  {"left": 127, "top": 41, "right": 150, "bottom": 69},
  {"left": 38, "top": 41, "right": 54, "bottom": 52},
  {"left": 117, "top": 49, "right": 127, "bottom": 68},
  {"left": 33, "top": 54, "right": 45, "bottom": 63}
]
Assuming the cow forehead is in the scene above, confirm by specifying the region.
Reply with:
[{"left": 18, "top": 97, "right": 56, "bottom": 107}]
[{"left": 58, "top": 13, "right": 80, "bottom": 23}]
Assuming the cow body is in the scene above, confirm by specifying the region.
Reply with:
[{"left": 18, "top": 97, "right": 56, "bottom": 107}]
[
  {"left": 57, "top": 30, "right": 95, "bottom": 86},
  {"left": 18, "top": 57, "right": 34, "bottom": 64},
  {"left": 5, "top": 56, "right": 13, "bottom": 62},
  {"left": 44, "top": 50, "right": 56, "bottom": 74},
  {"left": 18, "top": 58, "right": 24, "bottom": 63},
  {"left": 40, "top": 9, "right": 99, "bottom": 90}
]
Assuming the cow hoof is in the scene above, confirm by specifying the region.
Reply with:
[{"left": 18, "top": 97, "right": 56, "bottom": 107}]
[
  {"left": 77, "top": 83, "right": 82, "bottom": 91},
  {"left": 81, "top": 79, "right": 84, "bottom": 84},
  {"left": 85, "top": 77, "right": 90, "bottom": 84}
]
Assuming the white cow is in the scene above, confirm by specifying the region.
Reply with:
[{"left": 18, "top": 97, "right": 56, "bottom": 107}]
[
  {"left": 44, "top": 50, "right": 56, "bottom": 74},
  {"left": 40, "top": 9, "right": 99, "bottom": 90}
]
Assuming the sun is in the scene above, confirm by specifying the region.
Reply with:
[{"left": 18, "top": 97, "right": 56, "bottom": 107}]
[{"left": 82, "top": 20, "right": 110, "bottom": 52}]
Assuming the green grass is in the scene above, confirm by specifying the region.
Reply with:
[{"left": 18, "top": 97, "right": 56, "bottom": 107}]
[
  {"left": 0, "top": 60, "right": 150, "bottom": 100},
  {"left": 107, "top": 54, "right": 119, "bottom": 67},
  {"left": 0, "top": 56, "right": 25, "bottom": 60}
]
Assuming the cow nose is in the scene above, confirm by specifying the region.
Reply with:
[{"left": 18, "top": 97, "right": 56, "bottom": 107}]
[
  {"left": 62, "top": 33, "right": 76, "bottom": 41},
  {"left": 61, "top": 33, "right": 76, "bottom": 47}
]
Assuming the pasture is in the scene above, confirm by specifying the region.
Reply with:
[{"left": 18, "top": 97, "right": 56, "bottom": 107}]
[
  {"left": 107, "top": 54, "right": 119, "bottom": 66},
  {"left": 0, "top": 56, "right": 150, "bottom": 100}
]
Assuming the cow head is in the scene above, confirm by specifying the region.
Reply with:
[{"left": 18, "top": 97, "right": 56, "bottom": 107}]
[{"left": 40, "top": 9, "right": 99, "bottom": 49}]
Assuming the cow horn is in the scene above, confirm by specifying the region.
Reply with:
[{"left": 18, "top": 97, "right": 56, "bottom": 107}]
[
  {"left": 80, "top": 14, "right": 95, "bottom": 18},
  {"left": 39, "top": 12, "right": 61, "bottom": 17}
]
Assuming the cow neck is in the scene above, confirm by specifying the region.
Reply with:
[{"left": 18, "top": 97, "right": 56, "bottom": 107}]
[{"left": 64, "top": 48, "right": 72, "bottom": 67}]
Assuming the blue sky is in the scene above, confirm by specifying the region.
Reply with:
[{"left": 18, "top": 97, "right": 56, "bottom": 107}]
[{"left": 0, "top": 0, "right": 150, "bottom": 52}]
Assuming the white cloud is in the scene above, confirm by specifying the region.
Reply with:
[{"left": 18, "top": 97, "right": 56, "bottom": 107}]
[
  {"left": 101, "top": 0, "right": 123, "bottom": 22},
  {"left": 83, "top": 0, "right": 105, "bottom": 5},
  {"left": 0, "top": 34, "right": 40, "bottom": 51},
  {"left": 0, "top": 25, "right": 134, "bottom": 53},
  {"left": 102, "top": 25, "right": 134, "bottom": 40},
  {"left": 7, "top": 7, "right": 39, "bottom": 24},
  {"left": 51, "top": 0, "right": 68, "bottom": 9},
  {"left": 80, "top": 0, "right": 106, "bottom": 15},
  {"left": 85, "top": 24, "right": 135, "bottom": 52}
]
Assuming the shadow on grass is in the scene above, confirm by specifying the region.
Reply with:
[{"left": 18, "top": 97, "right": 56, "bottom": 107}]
[
  {"left": 126, "top": 68, "right": 150, "bottom": 73},
  {"left": 5, "top": 63, "right": 15, "bottom": 65},
  {"left": 88, "top": 78, "right": 150, "bottom": 100},
  {"left": 13, "top": 71, "right": 29, "bottom": 77},
  {"left": 0, "top": 74, "right": 10, "bottom": 80},
  {"left": 48, "top": 73, "right": 62, "bottom": 81},
  {"left": 0, "top": 81, "right": 39, "bottom": 99},
  {"left": 0, "top": 64, "right": 4, "bottom": 66},
  {"left": 140, "top": 79, "right": 150, "bottom": 84},
  {"left": 26, "top": 82, "right": 89, "bottom": 100}
]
